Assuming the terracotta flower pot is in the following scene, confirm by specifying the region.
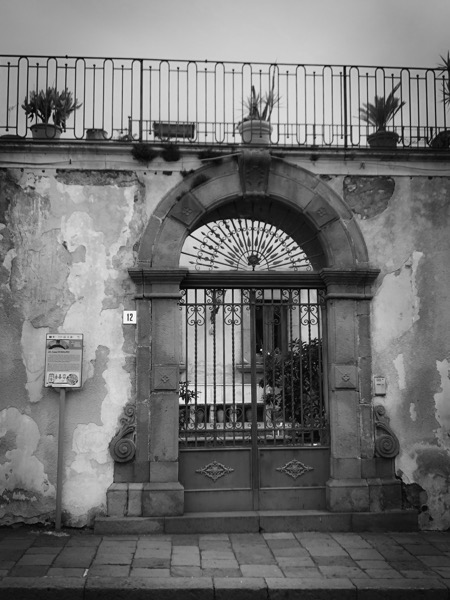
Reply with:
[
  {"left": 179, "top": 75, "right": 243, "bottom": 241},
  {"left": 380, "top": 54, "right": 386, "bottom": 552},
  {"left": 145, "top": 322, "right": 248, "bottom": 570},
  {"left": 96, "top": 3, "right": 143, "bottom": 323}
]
[
  {"left": 367, "top": 130, "right": 399, "bottom": 148},
  {"left": 238, "top": 120, "right": 272, "bottom": 144},
  {"left": 30, "top": 123, "right": 62, "bottom": 140},
  {"left": 86, "top": 128, "right": 107, "bottom": 140}
]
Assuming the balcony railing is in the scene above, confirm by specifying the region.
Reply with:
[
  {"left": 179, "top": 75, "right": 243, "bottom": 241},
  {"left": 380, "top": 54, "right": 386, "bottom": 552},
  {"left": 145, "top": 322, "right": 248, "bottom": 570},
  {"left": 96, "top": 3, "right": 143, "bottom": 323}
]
[{"left": 1, "top": 55, "right": 449, "bottom": 148}]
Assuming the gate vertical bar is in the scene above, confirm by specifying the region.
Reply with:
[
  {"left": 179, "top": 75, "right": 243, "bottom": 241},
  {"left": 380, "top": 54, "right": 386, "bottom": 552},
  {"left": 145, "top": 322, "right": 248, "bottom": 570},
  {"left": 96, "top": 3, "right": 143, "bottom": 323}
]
[{"left": 249, "top": 289, "right": 260, "bottom": 510}]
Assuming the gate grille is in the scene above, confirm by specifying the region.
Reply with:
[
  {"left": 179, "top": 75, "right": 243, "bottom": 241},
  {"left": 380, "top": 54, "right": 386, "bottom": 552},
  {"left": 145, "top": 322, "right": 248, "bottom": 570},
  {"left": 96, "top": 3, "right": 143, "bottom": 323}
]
[{"left": 178, "top": 287, "right": 328, "bottom": 448}]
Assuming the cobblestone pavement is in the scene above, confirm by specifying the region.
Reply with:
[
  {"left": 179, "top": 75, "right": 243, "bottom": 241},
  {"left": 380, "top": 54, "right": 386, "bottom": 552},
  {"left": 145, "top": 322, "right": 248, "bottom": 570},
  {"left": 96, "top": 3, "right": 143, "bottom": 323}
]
[{"left": 0, "top": 527, "right": 449, "bottom": 598}]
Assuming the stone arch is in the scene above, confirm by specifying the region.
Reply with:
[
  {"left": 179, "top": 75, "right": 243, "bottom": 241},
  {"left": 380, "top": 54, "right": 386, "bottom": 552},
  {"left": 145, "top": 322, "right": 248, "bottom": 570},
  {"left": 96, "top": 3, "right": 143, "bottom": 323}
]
[
  {"left": 110, "top": 150, "right": 403, "bottom": 523},
  {"left": 137, "top": 151, "right": 369, "bottom": 271}
]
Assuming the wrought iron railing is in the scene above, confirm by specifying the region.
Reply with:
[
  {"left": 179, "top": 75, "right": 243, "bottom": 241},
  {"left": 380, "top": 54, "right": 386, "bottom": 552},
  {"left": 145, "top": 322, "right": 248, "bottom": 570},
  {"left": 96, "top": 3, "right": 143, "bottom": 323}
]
[{"left": 1, "top": 54, "right": 449, "bottom": 148}]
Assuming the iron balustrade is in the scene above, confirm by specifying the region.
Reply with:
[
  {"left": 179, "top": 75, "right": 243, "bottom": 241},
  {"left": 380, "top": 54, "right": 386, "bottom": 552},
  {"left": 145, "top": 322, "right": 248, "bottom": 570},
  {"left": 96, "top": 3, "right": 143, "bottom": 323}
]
[{"left": 1, "top": 54, "right": 449, "bottom": 147}]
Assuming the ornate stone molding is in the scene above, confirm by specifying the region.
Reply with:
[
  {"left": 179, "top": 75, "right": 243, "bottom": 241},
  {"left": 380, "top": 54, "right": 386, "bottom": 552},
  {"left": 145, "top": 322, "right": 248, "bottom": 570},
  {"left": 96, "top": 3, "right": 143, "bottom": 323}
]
[
  {"left": 374, "top": 405, "right": 400, "bottom": 458},
  {"left": 168, "top": 192, "right": 204, "bottom": 226},
  {"left": 320, "top": 268, "right": 380, "bottom": 299},
  {"left": 109, "top": 403, "right": 137, "bottom": 463},
  {"left": 320, "top": 267, "right": 380, "bottom": 286},
  {"left": 333, "top": 364, "right": 358, "bottom": 389},
  {"left": 153, "top": 366, "right": 178, "bottom": 391},
  {"left": 128, "top": 267, "right": 188, "bottom": 298}
]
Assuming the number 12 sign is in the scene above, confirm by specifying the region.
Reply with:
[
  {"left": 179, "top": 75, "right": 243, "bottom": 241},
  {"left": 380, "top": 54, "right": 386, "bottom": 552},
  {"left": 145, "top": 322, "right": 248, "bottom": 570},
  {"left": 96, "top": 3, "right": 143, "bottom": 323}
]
[{"left": 123, "top": 311, "right": 137, "bottom": 324}]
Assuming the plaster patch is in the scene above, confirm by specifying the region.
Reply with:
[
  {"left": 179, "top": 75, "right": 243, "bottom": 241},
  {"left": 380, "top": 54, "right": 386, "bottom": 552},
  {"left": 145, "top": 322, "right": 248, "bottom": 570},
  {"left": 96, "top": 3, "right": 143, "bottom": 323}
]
[
  {"left": 21, "top": 320, "right": 49, "bottom": 403},
  {"left": 2, "top": 248, "right": 16, "bottom": 274},
  {"left": 343, "top": 175, "right": 394, "bottom": 219},
  {"left": 410, "top": 403, "right": 417, "bottom": 422},
  {"left": 434, "top": 358, "right": 450, "bottom": 441},
  {"left": 372, "top": 252, "right": 423, "bottom": 352},
  {"left": 0, "top": 407, "right": 55, "bottom": 514},
  {"left": 72, "top": 422, "right": 110, "bottom": 465},
  {"left": 63, "top": 468, "right": 110, "bottom": 521},
  {"left": 393, "top": 354, "right": 406, "bottom": 390},
  {"left": 57, "top": 203, "right": 134, "bottom": 524},
  {"left": 398, "top": 443, "right": 450, "bottom": 530}
]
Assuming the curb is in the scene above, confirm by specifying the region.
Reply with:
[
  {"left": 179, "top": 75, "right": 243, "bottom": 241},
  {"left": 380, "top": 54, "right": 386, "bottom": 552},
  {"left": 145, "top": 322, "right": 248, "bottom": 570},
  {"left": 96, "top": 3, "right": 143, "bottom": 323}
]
[{"left": 0, "top": 575, "right": 448, "bottom": 600}]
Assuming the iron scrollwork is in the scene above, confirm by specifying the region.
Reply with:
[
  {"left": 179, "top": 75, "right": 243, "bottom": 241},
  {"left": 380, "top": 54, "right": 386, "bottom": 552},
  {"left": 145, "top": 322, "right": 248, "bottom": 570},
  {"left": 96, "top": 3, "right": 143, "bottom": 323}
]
[
  {"left": 195, "top": 460, "right": 235, "bottom": 482},
  {"left": 276, "top": 459, "right": 314, "bottom": 479},
  {"left": 109, "top": 402, "right": 137, "bottom": 463},
  {"left": 374, "top": 405, "right": 400, "bottom": 458},
  {"left": 180, "top": 218, "right": 312, "bottom": 272}
]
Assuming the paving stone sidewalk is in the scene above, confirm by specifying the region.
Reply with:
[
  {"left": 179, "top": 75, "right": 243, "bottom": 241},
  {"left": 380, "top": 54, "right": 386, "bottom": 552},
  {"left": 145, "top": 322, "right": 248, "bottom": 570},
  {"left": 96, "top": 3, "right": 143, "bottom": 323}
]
[{"left": 0, "top": 526, "right": 449, "bottom": 598}]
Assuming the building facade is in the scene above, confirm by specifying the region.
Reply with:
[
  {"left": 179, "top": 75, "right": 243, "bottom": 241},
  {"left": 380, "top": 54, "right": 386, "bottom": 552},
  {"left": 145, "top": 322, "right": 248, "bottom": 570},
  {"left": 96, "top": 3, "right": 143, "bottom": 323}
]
[
  {"left": 1, "top": 141, "right": 449, "bottom": 530},
  {"left": 1, "top": 56, "right": 450, "bottom": 530}
]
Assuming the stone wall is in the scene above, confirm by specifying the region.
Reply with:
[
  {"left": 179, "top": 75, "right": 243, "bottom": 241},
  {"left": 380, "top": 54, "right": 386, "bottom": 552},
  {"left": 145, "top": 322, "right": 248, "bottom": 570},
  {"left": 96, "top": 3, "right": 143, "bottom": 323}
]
[{"left": 0, "top": 144, "right": 449, "bottom": 529}]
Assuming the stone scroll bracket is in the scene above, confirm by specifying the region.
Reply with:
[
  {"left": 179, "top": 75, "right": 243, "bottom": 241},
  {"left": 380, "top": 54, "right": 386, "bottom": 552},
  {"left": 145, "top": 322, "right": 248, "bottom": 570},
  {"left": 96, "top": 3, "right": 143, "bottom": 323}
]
[
  {"left": 374, "top": 405, "right": 400, "bottom": 458},
  {"left": 109, "top": 402, "right": 137, "bottom": 463}
]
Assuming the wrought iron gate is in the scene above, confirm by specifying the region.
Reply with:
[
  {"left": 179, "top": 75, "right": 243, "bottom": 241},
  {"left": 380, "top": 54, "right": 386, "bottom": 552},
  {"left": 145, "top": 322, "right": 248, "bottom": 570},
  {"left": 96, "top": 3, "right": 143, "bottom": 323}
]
[{"left": 178, "top": 286, "right": 329, "bottom": 511}]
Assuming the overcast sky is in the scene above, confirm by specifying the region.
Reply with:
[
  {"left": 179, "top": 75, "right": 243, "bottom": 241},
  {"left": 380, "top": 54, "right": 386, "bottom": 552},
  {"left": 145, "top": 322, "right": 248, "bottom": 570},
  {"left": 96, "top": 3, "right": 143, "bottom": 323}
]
[{"left": 1, "top": 0, "right": 449, "bottom": 68}]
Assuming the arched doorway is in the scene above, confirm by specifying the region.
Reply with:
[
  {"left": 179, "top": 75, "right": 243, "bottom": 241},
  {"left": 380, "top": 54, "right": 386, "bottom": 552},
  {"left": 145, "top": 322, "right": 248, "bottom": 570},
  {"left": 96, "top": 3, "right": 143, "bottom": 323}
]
[
  {"left": 118, "top": 151, "right": 401, "bottom": 519},
  {"left": 178, "top": 215, "right": 328, "bottom": 511}
]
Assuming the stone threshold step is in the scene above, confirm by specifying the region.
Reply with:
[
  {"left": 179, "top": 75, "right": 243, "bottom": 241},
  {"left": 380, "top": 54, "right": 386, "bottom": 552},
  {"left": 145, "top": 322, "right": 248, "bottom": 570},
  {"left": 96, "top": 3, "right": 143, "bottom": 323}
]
[{"left": 95, "top": 509, "right": 418, "bottom": 535}]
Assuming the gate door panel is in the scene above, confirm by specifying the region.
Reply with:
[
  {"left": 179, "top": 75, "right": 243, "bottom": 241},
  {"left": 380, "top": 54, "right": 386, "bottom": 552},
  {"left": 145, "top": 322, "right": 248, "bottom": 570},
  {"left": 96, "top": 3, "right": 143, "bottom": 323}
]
[{"left": 178, "top": 287, "right": 329, "bottom": 511}]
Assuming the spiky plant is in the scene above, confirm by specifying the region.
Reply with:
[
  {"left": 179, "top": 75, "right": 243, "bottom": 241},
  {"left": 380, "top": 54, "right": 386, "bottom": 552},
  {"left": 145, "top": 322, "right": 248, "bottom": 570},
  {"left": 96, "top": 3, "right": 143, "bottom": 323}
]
[
  {"left": 359, "top": 82, "right": 405, "bottom": 131},
  {"left": 437, "top": 52, "right": 450, "bottom": 109},
  {"left": 242, "top": 69, "right": 280, "bottom": 122},
  {"left": 22, "top": 86, "right": 82, "bottom": 129},
  {"left": 54, "top": 88, "right": 82, "bottom": 128}
]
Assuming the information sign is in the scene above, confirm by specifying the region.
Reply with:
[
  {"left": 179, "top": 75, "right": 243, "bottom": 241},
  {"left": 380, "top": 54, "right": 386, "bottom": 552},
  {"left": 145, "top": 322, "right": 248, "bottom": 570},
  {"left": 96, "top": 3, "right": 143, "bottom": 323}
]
[{"left": 45, "top": 334, "right": 83, "bottom": 388}]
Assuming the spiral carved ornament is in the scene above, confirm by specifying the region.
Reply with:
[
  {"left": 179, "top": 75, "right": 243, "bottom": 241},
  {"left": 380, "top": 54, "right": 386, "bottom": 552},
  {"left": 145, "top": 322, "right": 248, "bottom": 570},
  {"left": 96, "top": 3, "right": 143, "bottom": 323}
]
[{"left": 109, "top": 403, "right": 137, "bottom": 463}]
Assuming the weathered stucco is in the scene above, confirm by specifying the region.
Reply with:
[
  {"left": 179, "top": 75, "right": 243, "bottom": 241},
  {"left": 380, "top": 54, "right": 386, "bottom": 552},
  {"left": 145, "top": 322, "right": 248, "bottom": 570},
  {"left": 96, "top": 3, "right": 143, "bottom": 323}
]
[
  {"left": 353, "top": 175, "right": 450, "bottom": 530},
  {"left": 0, "top": 166, "right": 176, "bottom": 526},
  {"left": 1, "top": 150, "right": 450, "bottom": 529}
]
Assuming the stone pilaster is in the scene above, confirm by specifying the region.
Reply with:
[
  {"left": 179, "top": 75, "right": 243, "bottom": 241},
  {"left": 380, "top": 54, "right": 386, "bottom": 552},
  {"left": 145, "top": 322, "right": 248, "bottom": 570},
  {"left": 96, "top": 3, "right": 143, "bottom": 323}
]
[
  {"left": 319, "top": 268, "right": 397, "bottom": 512},
  {"left": 129, "top": 267, "right": 188, "bottom": 516}
]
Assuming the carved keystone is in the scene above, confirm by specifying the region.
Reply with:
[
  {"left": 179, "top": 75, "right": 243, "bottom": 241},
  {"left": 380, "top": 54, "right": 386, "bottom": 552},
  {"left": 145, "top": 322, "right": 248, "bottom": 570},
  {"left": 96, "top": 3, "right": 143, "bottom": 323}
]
[{"left": 238, "top": 149, "right": 271, "bottom": 196}]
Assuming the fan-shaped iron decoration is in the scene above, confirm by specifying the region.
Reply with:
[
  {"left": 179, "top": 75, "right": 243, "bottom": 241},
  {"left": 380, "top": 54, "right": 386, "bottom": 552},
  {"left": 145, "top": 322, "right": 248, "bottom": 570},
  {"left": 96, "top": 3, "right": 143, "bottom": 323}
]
[{"left": 181, "top": 219, "right": 312, "bottom": 271}]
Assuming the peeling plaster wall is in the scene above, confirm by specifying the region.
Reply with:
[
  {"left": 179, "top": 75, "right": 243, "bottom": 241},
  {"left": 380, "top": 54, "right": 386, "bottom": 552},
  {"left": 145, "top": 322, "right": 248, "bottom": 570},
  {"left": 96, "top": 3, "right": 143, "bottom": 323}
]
[
  {"left": 0, "top": 166, "right": 180, "bottom": 526},
  {"left": 1, "top": 155, "right": 450, "bottom": 530},
  {"left": 344, "top": 175, "right": 450, "bottom": 530}
]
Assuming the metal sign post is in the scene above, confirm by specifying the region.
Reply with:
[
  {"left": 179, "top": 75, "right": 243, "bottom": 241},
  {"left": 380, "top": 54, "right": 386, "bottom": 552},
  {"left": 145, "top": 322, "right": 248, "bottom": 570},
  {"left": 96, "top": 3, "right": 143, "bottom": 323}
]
[
  {"left": 44, "top": 334, "right": 83, "bottom": 531},
  {"left": 55, "top": 388, "right": 66, "bottom": 532}
]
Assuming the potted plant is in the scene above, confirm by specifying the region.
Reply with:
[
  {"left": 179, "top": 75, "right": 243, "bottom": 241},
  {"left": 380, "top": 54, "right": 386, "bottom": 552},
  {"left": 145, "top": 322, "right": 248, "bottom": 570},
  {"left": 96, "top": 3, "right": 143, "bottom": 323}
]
[
  {"left": 359, "top": 82, "right": 405, "bottom": 148},
  {"left": 238, "top": 71, "right": 280, "bottom": 144},
  {"left": 22, "top": 86, "right": 82, "bottom": 139},
  {"left": 179, "top": 381, "right": 201, "bottom": 430},
  {"left": 86, "top": 128, "right": 108, "bottom": 141},
  {"left": 430, "top": 52, "right": 450, "bottom": 148},
  {"left": 259, "top": 338, "right": 326, "bottom": 441}
]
